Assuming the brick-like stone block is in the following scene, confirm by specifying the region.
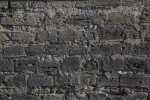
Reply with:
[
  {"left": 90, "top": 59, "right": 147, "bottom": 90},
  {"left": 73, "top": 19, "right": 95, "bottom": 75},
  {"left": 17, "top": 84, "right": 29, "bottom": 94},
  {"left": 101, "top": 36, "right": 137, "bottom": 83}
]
[
  {"left": 102, "top": 59, "right": 125, "bottom": 72},
  {"left": 36, "top": 31, "right": 57, "bottom": 43},
  {"left": 97, "top": 75, "right": 119, "bottom": 87},
  {"left": 89, "top": 93, "right": 106, "bottom": 100},
  {"left": 107, "top": 13, "right": 134, "bottom": 25},
  {"left": 46, "top": 44, "right": 68, "bottom": 55},
  {"left": 7, "top": 75, "right": 26, "bottom": 87},
  {"left": 62, "top": 57, "right": 80, "bottom": 71},
  {"left": 125, "top": 58, "right": 150, "bottom": 73},
  {"left": 2, "top": 46, "right": 25, "bottom": 56},
  {"left": 28, "top": 75, "right": 53, "bottom": 87},
  {"left": 25, "top": 45, "right": 46, "bottom": 56},
  {"left": 97, "top": 0, "right": 121, "bottom": 7},
  {"left": 70, "top": 46, "right": 87, "bottom": 56},
  {"left": 0, "top": 59, "right": 14, "bottom": 72},
  {"left": 16, "top": 58, "right": 38, "bottom": 73},
  {"left": 11, "top": 32, "right": 34, "bottom": 44},
  {"left": 83, "top": 59, "right": 99, "bottom": 73},
  {"left": 44, "top": 95, "right": 64, "bottom": 100},
  {"left": 1, "top": 17, "right": 20, "bottom": 26}
]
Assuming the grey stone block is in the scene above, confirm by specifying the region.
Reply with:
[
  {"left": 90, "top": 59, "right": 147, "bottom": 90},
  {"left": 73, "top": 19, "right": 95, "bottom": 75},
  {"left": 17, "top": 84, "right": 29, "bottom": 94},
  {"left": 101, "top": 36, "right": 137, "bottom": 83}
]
[
  {"left": 62, "top": 57, "right": 80, "bottom": 71},
  {"left": 46, "top": 44, "right": 68, "bottom": 55},
  {"left": 102, "top": 59, "right": 125, "bottom": 72},
  {"left": 0, "top": 59, "right": 14, "bottom": 72},
  {"left": 70, "top": 46, "right": 87, "bottom": 56},
  {"left": 25, "top": 45, "right": 46, "bottom": 56},
  {"left": 7, "top": 75, "right": 26, "bottom": 87},
  {"left": 2, "top": 46, "right": 25, "bottom": 56},
  {"left": 28, "top": 75, "right": 53, "bottom": 87}
]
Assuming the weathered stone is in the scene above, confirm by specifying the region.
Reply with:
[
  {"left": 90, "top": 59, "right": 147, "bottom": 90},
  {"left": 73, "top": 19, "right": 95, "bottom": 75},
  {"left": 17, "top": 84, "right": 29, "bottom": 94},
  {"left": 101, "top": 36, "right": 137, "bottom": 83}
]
[
  {"left": 71, "top": 74, "right": 96, "bottom": 86},
  {"left": 102, "top": 59, "right": 125, "bottom": 72},
  {"left": 28, "top": 75, "right": 53, "bottom": 87},
  {"left": 46, "top": 44, "right": 68, "bottom": 55},
  {"left": 36, "top": 31, "right": 57, "bottom": 43},
  {"left": 54, "top": 76, "right": 70, "bottom": 86},
  {"left": 0, "top": 59, "right": 14, "bottom": 72},
  {"left": 58, "top": 30, "right": 80, "bottom": 42},
  {"left": 0, "top": 75, "right": 4, "bottom": 85},
  {"left": 126, "top": 92, "right": 148, "bottom": 100},
  {"left": 97, "top": 75, "right": 119, "bottom": 87},
  {"left": 107, "top": 13, "right": 134, "bottom": 25},
  {"left": 125, "top": 31, "right": 141, "bottom": 39},
  {"left": 39, "top": 61, "right": 60, "bottom": 74},
  {"left": 83, "top": 59, "right": 99, "bottom": 73},
  {"left": 70, "top": 46, "right": 87, "bottom": 56},
  {"left": 15, "top": 58, "right": 38, "bottom": 73},
  {"left": 11, "top": 32, "right": 34, "bottom": 43},
  {"left": 89, "top": 93, "right": 106, "bottom": 100},
  {"left": 132, "top": 44, "right": 150, "bottom": 55},
  {"left": 67, "top": 15, "right": 91, "bottom": 26},
  {"left": 2, "top": 46, "right": 25, "bottom": 56},
  {"left": 44, "top": 95, "right": 64, "bottom": 100},
  {"left": 98, "top": 27, "right": 125, "bottom": 40},
  {"left": 120, "top": 74, "right": 150, "bottom": 87},
  {"left": 7, "top": 75, "right": 26, "bottom": 87},
  {"left": 25, "top": 45, "right": 46, "bottom": 56},
  {"left": 76, "top": 0, "right": 96, "bottom": 8},
  {"left": 125, "top": 58, "right": 150, "bottom": 73},
  {"left": 97, "top": 0, "right": 121, "bottom": 7},
  {"left": 62, "top": 57, "right": 80, "bottom": 71},
  {"left": 0, "top": 1, "right": 8, "bottom": 8},
  {"left": 1, "top": 17, "right": 20, "bottom": 26}
]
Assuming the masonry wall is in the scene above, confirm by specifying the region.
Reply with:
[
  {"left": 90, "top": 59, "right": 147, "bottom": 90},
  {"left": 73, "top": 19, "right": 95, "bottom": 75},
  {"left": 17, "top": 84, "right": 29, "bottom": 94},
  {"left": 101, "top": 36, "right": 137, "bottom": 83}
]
[{"left": 0, "top": 0, "right": 150, "bottom": 100}]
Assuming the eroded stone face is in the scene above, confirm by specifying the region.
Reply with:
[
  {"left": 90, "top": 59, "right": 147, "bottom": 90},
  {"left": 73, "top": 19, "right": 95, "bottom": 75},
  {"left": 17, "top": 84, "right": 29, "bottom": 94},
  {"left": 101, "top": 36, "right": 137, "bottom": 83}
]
[{"left": 0, "top": 0, "right": 149, "bottom": 99}]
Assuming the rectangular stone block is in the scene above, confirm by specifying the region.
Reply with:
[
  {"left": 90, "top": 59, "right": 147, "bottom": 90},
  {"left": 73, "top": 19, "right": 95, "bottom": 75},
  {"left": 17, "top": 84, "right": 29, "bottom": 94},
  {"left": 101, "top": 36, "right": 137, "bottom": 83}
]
[
  {"left": 97, "top": 75, "right": 119, "bottom": 87},
  {"left": 58, "top": 30, "right": 80, "bottom": 42},
  {"left": 120, "top": 74, "right": 150, "bottom": 87},
  {"left": 76, "top": 0, "right": 97, "bottom": 8},
  {"left": 46, "top": 44, "right": 68, "bottom": 55},
  {"left": 83, "top": 59, "right": 99, "bottom": 73},
  {"left": 71, "top": 74, "right": 96, "bottom": 86},
  {"left": 89, "top": 93, "right": 106, "bottom": 100},
  {"left": 54, "top": 76, "right": 70, "bottom": 86},
  {"left": 107, "top": 13, "right": 134, "bottom": 25},
  {"left": 28, "top": 75, "right": 53, "bottom": 87},
  {"left": 0, "top": 1, "right": 8, "bottom": 8},
  {"left": 16, "top": 58, "right": 38, "bottom": 73},
  {"left": 25, "top": 45, "right": 46, "bottom": 56},
  {"left": 97, "top": 0, "right": 121, "bottom": 7},
  {"left": 2, "top": 46, "right": 25, "bottom": 56},
  {"left": 98, "top": 27, "right": 124, "bottom": 40},
  {"left": 11, "top": 32, "right": 34, "bottom": 44},
  {"left": 62, "top": 57, "right": 80, "bottom": 71},
  {"left": 125, "top": 58, "right": 150, "bottom": 74},
  {"left": 102, "top": 59, "right": 125, "bottom": 72},
  {"left": 125, "top": 31, "right": 141, "bottom": 39},
  {"left": 39, "top": 61, "right": 60, "bottom": 74},
  {"left": 0, "top": 59, "right": 14, "bottom": 72},
  {"left": 36, "top": 31, "right": 57, "bottom": 43},
  {"left": 70, "top": 46, "right": 87, "bottom": 56},
  {"left": 132, "top": 44, "right": 150, "bottom": 55},
  {"left": 122, "top": 0, "right": 143, "bottom": 6},
  {"left": 91, "top": 44, "right": 121, "bottom": 55},
  {"left": 44, "top": 95, "right": 64, "bottom": 100},
  {"left": 7, "top": 75, "right": 26, "bottom": 87},
  {"left": 67, "top": 15, "right": 91, "bottom": 26},
  {"left": 1, "top": 17, "right": 20, "bottom": 26}
]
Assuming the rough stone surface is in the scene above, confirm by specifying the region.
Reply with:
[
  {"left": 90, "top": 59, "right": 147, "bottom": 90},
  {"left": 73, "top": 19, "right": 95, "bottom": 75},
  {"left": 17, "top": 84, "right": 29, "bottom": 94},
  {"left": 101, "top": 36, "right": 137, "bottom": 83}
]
[{"left": 0, "top": 0, "right": 149, "bottom": 99}]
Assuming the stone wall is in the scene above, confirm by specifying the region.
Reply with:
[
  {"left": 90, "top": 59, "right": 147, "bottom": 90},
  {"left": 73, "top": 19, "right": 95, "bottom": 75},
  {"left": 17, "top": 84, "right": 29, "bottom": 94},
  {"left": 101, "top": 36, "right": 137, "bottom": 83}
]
[{"left": 0, "top": 0, "right": 149, "bottom": 100}]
